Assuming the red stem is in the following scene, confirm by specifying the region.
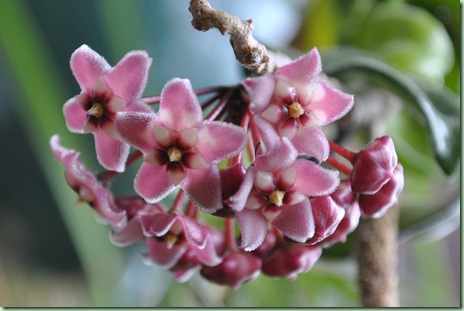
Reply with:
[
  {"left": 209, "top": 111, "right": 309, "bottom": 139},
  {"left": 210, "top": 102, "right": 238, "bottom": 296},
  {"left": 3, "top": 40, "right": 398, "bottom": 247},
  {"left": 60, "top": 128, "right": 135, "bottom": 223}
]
[
  {"left": 225, "top": 218, "right": 237, "bottom": 251},
  {"left": 170, "top": 189, "right": 186, "bottom": 214},
  {"left": 329, "top": 140, "right": 357, "bottom": 163},
  {"left": 326, "top": 155, "right": 352, "bottom": 177}
]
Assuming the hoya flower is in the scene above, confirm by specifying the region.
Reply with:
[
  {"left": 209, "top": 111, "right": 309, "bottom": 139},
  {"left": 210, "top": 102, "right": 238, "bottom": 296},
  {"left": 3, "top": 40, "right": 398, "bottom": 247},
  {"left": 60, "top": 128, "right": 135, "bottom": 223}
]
[
  {"left": 63, "top": 44, "right": 152, "bottom": 172},
  {"left": 351, "top": 135, "right": 398, "bottom": 195},
  {"left": 141, "top": 213, "right": 222, "bottom": 271},
  {"left": 116, "top": 78, "right": 247, "bottom": 213},
  {"left": 49, "top": 135, "right": 126, "bottom": 229},
  {"left": 243, "top": 48, "right": 354, "bottom": 163},
  {"left": 227, "top": 138, "right": 340, "bottom": 251}
]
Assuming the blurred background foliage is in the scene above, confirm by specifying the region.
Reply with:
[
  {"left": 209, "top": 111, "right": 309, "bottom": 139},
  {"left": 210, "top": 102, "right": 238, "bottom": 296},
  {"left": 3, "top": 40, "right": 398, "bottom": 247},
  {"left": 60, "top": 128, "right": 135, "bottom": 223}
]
[{"left": 0, "top": 0, "right": 460, "bottom": 307}]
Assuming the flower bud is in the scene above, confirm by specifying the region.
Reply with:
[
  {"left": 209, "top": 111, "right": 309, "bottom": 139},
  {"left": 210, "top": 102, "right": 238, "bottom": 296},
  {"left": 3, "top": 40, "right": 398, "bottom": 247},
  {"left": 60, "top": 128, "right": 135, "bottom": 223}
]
[
  {"left": 351, "top": 136, "right": 398, "bottom": 194},
  {"left": 305, "top": 196, "right": 345, "bottom": 245},
  {"left": 200, "top": 251, "right": 261, "bottom": 290},
  {"left": 261, "top": 244, "right": 322, "bottom": 280},
  {"left": 359, "top": 164, "right": 404, "bottom": 218}
]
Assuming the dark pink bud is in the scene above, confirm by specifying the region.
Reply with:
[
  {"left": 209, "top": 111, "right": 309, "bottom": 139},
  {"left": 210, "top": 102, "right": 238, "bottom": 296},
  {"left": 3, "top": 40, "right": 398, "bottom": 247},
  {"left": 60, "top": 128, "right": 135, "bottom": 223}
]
[
  {"left": 200, "top": 251, "right": 261, "bottom": 290},
  {"left": 305, "top": 196, "right": 345, "bottom": 245},
  {"left": 331, "top": 179, "right": 356, "bottom": 208},
  {"left": 321, "top": 202, "right": 361, "bottom": 247},
  {"left": 359, "top": 164, "right": 404, "bottom": 218},
  {"left": 351, "top": 136, "right": 398, "bottom": 194},
  {"left": 261, "top": 244, "right": 322, "bottom": 279}
]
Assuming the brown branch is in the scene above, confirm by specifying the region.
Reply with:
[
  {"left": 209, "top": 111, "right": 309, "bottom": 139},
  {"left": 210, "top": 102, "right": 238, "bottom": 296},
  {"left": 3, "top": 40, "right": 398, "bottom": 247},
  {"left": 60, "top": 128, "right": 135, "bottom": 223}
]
[
  {"left": 356, "top": 206, "right": 400, "bottom": 307},
  {"left": 189, "top": 0, "right": 270, "bottom": 73}
]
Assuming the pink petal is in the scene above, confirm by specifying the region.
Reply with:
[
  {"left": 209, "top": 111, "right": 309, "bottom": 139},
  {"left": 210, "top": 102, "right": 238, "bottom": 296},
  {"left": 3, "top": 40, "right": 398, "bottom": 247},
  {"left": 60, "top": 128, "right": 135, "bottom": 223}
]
[
  {"left": 242, "top": 73, "right": 276, "bottom": 114},
  {"left": 178, "top": 127, "right": 198, "bottom": 149},
  {"left": 94, "top": 130, "right": 129, "bottom": 172},
  {"left": 226, "top": 166, "right": 257, "bottom": 212},
  {"left": 105, "top": 50, "right": 152, "bottom": 102},
  {"left": 255, "top": 137, "right": 297, "bottom": 172},
  {"left": 70, "top": 45, "right": 110, "bottom": 93},
  {"left": 291, "top": 125, "right": 330, "bottom": 163},
  {"left": 277, "top": 166, "right": 297, "bottom": 190},
  {"left": 116, "top": 111, "right": 158, "bottom": 153},
  {"left": 109, "top": 217, "right": 144, "bottom": 247},
  {"left": 196, "top": 121, "right": 246, "bottom": 163},
  {"left": 272, "top": 199, "right": 315, "bottom": 242},
  {"left": 190, "top": 236, "right": 222, "bottom": 267},
  {"left": 153, "top": 124, "right": 175, "bottom": 148},
  {"left": 178, "top": 216, "right": 209, "bottom": 248},
  {"left": 275, "top": 48, "right": 322, "bottom": 85},
  {"left": 140, "top": 213, "right": 177, "bottom": 237},
  {"left": 159, "top": 78, "right": 202, "bottom": 130},
  {"left": 167, "top": 166, "right": 188, "bottom": 185},
  {"left": 135, "top": 162, "right": 176, "bottom": 203},
  {"left": 254, "top": 171, "right": 275, "bottom": 193},
  {"left": 306, "top": 81, "right": 354, "bottom": 126},
  {"left": 107, "top": 95, "right": 126, "bottom": 114},
  {"left": 278, "top": 118, "right": 299, "bottom": 139},
  {"left": 184, "top": 152, "right": 209, "bottom": 170},
  {"left": 63, "top": 95, "right": 89, "bottom": 133},
  {"left": 252, "top": 115, "right": 281, "bottom": 148},
  {"left": 181, "top": 166, "right": 222, "bottom": 213},
  {"left": 235, "top": 209, "right": 269, "bottom": 251},
  {"left": 146, "top": 238, "right": 186, "bottom": 269},
  {"left": 244, "top": 192, "right": 267, "bottom": 210},
  {"left": 294, "top": 159, "right": 340, "bottom": 196},
  {"left": 261, "top": 104, "right": 287, "bottom": 123}
]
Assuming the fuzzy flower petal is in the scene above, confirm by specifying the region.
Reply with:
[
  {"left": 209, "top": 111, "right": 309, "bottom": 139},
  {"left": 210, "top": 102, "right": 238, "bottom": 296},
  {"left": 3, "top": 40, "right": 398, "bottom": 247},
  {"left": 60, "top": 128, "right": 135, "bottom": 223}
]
[
  {"left": 275, "top": 48, "right": 322, "bottom": 85},
  {"left": 94, "top": 130, "right": 130, "bottom": 173},
  {"left": 105, "top": 50, "right": 152, "bottom": 102},
  {"left": 196, "top": 121, "right": 247, "bottom": 163},
  {"left": 49, "top": 135, "right": 126, "bottom": 229},
  {"left": 272, "top": 198, "right": 315, "bottom": 243},
  {"left": 235, "top": 208, "right": 269, "bottom": 251},
  {"left": 294, "top": 159, "right": 340, "bottom": 196},
  {"left": 159, "top": 78, "right": 202, "bottom": 131},
  {"left": 180, "top": 166, "right": 222, "bottom": 213},
  {"left": 134, "top": 162, "right": 177, "bottom": 203},
  {"left": 71, "top": 44, "right": 111, "bottom": 92}
]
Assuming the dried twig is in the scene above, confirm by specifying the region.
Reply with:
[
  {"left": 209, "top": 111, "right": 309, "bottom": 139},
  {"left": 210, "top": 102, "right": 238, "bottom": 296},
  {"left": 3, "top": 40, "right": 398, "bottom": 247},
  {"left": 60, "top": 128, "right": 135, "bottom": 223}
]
[{"left": 189, "top": 0, "right": 270, "bottom": 73}]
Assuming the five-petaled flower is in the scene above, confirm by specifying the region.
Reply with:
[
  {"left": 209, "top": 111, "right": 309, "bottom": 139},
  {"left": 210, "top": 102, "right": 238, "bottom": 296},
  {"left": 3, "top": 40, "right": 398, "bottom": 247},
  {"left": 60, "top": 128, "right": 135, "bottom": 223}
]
[
  {"left": 63, "top": 44, "right": 152, "bottom": 172},
  {"left": 116, "top": 78, "right": 247, "bottom": 213},
  {"left": 227, "top": 138, "right": 340, "bottom": 251},
  {"left": 243, "top": 48, "right": 354, "bottom": 163},
  {"left": 49, "top": 135, "right": 127, "bottom": 229}
]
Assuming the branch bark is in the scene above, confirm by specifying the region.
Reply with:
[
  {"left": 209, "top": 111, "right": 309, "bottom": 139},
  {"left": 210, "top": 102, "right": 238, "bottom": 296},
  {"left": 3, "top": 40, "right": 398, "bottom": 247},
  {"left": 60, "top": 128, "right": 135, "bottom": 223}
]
[
  {"left": 356, "top": 206, "right": 400, "bottom": 307},
  {"left": 189, "top": 0, "right": 270, "bottom": 73}
]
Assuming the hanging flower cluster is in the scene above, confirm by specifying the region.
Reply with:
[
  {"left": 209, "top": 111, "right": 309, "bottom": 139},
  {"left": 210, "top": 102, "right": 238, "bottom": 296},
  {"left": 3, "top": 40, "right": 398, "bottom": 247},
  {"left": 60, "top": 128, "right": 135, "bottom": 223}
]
[{"left": 50, "top": 44, "right": 404, "bottom": 289}]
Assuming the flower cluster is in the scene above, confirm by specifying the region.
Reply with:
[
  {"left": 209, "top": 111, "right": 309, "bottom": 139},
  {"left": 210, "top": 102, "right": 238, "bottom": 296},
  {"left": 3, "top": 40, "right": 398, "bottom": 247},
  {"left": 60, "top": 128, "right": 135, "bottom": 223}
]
[{"left": 50, "top": 45, "right": 404, "bottom": 289}]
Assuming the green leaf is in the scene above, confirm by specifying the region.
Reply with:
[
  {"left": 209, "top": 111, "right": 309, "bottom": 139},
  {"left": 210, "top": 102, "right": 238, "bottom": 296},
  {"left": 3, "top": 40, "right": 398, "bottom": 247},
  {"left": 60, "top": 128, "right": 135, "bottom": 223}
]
[{"left": 322, "top": 47, "right": 460, "bottom": 175}]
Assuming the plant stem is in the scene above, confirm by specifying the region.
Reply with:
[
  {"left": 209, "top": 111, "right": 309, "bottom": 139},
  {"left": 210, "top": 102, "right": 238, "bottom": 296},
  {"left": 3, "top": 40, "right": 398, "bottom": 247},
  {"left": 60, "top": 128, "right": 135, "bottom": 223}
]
[{"left": 356, "top": 205, "right": 399, "bottom": 306}]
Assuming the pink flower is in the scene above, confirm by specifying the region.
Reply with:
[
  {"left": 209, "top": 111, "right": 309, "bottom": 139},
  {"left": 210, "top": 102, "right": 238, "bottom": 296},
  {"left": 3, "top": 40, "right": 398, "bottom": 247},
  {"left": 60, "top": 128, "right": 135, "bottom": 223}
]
[
  {"left": 49, "top": 135, "right": 127, "bottom": 229},
  {"left": 63, "top": 45, "right": 152, "bottom": 172},
  {"left": 141, "top": 213, "right": 222, "bottom": 270},
  {"left": 227, "top": 138, "right": 340, "bottom": 251},
  {"left": 243, "top": 48, "right": 354, "bottom": 163},
  {"left": 359, "top": 164, "right": 404, "bottom": 218},
  {"left": 116, "top": 78, "right": 247, "bottom": 213},
  {"left": 351, "top": 136, "right": 398, "bottom": 194}
]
